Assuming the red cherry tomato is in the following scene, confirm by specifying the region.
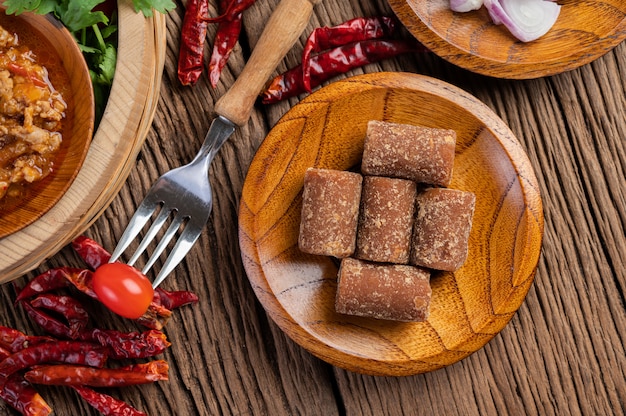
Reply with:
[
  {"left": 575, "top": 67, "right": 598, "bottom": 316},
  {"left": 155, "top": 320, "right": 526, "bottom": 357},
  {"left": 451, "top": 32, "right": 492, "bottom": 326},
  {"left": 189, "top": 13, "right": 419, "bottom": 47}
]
[{"left": 92, "top": 263, "right": 154, "bottom": 319}]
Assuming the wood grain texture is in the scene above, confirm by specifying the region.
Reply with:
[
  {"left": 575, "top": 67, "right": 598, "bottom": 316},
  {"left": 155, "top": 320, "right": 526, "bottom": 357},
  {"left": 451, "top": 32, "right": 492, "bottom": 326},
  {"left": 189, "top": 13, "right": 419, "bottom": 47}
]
[
  {"left": 388, "top": 0, "right": 626, "bottom": 79},
  {"left": 0, "top": 0, "right": 625, "bottom": 414}
]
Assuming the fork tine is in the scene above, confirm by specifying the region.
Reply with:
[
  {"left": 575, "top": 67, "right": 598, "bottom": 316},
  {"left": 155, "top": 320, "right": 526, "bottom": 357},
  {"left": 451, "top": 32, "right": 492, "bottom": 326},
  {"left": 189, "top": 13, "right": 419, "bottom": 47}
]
[
  {"left": 151, "top": 220, "right": 204, "bottom": 288},
  {"left": 127, "top": 205, "right": 172, "bottom": 267},
  {"left": 109, "top": 201, "right": 158, "bottom": 263},
  {"left": 141, "top": 212, "right": 186, "bottom": 276}
]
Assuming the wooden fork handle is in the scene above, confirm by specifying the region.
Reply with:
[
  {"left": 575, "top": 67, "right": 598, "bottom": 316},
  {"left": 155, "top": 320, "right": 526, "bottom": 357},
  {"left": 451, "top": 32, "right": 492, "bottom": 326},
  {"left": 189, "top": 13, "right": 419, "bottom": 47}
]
[{"left": 214, "top": 0, "right": 321, "bottom": 126}]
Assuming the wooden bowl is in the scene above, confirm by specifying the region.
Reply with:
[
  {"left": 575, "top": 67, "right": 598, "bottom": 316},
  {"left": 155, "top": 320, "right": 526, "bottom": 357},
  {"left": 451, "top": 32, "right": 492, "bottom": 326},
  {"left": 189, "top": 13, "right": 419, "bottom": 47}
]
[
  {"left": 0, "top": 8, "right": 94, "bottom": 237},
  {"left": 239, "top": 72, "right": 544, "bottom": 376},
  {"left": 388, "top": 0, "right": 626, "bottom": 79},
  {"left": 0, "top": 3, "right": 165, "bottom": 282}
]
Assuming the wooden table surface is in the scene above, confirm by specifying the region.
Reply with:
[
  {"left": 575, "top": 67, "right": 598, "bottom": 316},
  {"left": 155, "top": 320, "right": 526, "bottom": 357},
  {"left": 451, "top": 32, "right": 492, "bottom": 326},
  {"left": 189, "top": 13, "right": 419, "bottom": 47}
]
[{"left": 2, "top": 0, "right": 625, "bottom": 415}]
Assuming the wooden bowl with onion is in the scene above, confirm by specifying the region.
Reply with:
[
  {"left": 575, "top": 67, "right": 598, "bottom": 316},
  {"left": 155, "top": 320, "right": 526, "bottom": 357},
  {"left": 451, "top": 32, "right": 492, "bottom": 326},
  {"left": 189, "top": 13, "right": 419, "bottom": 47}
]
[
  {"left": 388, "top": 0, "right": 626, "bottom": 79},
  {"left": 239, "top": 72, "right": 544, "bottom": 376},
  {"left": 0, "top": 7, "right": 94, "bottom": 238}
]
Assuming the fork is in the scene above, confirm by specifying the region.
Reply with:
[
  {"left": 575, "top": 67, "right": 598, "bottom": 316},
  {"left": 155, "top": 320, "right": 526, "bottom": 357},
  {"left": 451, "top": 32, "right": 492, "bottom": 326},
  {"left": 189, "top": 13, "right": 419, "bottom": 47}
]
[
  {"left": 109, "top": 0, "right": 322, "bottom": 288},
  {"left": 108, "top": 116, "right": 235, "bottom": 287}
]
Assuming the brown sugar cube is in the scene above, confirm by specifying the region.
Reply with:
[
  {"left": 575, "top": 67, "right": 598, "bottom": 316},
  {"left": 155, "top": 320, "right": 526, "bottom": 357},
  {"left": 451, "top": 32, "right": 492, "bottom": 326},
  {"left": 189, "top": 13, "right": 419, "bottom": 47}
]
[
  {"left": 355, "top": 176, "right": 417, "bottom": 264},
  {"left": 410, "top": 188, "right": 476, "bottom": 272},
  {"left": 335, "top": 258, "right": 431, "bottom": 322},
  {"left": 298, "top": 168, "right": 363, "bottom": 258},
  {"left": 361, "top": 120, "right": 456, "bottom": 186}
]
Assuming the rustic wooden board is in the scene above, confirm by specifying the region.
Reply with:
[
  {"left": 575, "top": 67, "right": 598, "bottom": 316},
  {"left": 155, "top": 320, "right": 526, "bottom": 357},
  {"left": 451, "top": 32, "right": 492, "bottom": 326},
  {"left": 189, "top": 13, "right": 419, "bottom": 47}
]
[{"left": 0, "top": 0, "right": 624, "bottom": 414}]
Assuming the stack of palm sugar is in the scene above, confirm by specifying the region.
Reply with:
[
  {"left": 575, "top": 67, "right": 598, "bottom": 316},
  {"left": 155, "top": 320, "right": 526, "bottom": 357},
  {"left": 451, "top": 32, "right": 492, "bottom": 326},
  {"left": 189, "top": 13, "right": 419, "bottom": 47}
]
[{"left": 298, "top": 120, "right": 476, "bottom": 322}]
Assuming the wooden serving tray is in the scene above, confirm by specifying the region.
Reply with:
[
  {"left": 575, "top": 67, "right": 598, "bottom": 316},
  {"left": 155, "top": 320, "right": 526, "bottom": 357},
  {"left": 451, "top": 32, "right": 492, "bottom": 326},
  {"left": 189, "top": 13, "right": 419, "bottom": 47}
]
[{"left": 0, "top": 3, "right": 166, "bottom": 283}]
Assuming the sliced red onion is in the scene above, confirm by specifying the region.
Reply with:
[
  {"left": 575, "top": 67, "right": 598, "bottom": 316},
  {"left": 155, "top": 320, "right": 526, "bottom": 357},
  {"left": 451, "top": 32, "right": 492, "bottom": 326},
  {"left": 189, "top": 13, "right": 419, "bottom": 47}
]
[
  {"left": 450, "top": 0, "right": 484, "bottom": 12},
  {"left": 483, "top": 0, "right": 561, "bottom": 42}
]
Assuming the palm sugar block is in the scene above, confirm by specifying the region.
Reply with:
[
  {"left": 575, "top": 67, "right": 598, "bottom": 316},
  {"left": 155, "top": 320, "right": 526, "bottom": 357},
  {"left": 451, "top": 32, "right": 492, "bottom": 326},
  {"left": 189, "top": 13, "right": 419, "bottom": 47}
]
[
  {"left": 355, "top": 176, "right": 416, "bottom": 264},
  {"left": 335, "top": 258, "right": 431, "bottom": 322},
  {"left": 410, "top": 188, "right": 476, "bottom": 272},
  {"left": 298, "top": 168, "right": 363, "bottom": 258},
  {"left": 361, "top": 120, "right": 456, "bottom": 187}
]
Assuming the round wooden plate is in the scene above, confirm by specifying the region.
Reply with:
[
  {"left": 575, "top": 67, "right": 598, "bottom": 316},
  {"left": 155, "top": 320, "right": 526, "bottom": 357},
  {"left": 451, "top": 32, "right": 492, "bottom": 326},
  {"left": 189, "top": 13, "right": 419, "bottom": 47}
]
[
  {"left": 0, "top": 3, "right": 166, "bottom": 282},
  {"left": 239, "top": 72, "right": 544, "bottom": 376},
  {"left": 388, "top": 0, "right": 626, "bottom": 79}
]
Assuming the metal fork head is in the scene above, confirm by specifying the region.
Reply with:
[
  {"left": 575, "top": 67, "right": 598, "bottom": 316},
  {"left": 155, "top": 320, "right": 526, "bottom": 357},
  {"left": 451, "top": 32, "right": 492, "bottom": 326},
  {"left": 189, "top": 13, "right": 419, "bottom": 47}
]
[{"left": 109, "top": 116, "right": 235, "bottom": 287}]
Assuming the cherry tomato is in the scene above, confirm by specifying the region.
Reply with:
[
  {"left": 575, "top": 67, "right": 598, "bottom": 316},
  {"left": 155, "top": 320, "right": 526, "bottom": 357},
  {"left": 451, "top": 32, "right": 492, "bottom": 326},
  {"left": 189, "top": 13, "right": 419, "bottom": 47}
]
[{"left": 92, "top": 263, "right": 154, "bottom": 319}]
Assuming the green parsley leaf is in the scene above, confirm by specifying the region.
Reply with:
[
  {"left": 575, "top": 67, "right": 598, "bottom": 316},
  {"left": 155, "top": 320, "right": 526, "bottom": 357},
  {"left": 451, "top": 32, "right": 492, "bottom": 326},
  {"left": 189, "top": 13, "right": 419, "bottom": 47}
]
[
  {"left": 29, "top": 0, "right": 55, "bottom": 14},
  {"left": 2, "top": 0, "right": 43, "bottom": 15},
  {"left": 55, "top": 0, "right": 109, "bottom": 33},
  {"left": 131, "top": 0, "right": 175, "bottom": 17}
]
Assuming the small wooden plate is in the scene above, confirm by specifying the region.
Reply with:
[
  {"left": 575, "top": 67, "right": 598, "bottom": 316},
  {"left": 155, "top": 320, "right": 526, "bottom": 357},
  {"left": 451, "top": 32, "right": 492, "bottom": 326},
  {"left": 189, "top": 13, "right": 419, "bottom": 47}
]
[
  {"left": 0, "top": 3, "right": 166, "bottom": 282},
  {"left": 239, "top": 72, "right": 544, "bottom": 376},
  {"left": 388, "top": 0, "right": 626, "bottom": 79}
]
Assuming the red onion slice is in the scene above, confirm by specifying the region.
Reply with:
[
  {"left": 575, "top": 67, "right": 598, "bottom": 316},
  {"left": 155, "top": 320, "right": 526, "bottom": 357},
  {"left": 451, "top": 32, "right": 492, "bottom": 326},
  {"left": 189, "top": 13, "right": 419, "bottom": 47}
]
[
  {"left": 450, "top": 0, "right": 484, "bottom": 12},
  {"left": 483, "top": 0, "right": 561, "bottom": 42}
]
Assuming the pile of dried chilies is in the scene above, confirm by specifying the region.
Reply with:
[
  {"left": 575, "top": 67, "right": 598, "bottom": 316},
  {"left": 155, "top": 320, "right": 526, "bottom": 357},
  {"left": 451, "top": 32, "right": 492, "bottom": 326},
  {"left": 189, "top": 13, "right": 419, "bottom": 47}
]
[
  {"left": 0, "top": 236, "right": 199, "bottom": 416},
  {"left": 177, "top": 3, "right": 426, "bottom": 102},
  {"left": 178, "top": 0, "right": 257, "bottom": 86},
  {"left": 261, "top": 16, "right": 427, "bottom": 103}
]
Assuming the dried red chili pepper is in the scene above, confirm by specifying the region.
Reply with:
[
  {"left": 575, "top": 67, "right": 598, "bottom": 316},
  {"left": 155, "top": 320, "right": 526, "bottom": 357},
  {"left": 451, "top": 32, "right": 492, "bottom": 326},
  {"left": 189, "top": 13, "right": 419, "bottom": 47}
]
[
  {"left": 81, "top": 328, "right": 171, "bottom": 359},
  {"left": 20, "top": 301, "right": 75, "bottom": 340},
  {"left": 16, "top": 267, "right": 97, "bottom": 303},
  {"left": 72, "top": 235, "right": 111, "bottom": 269},
  {"left": 1, "top": 347, "right": 51, "bottom": 416},
  {"left": 29, "top": 294, "right": 89, "bottom": 337},
  {"left": 207, "top": 0, "right": 242, "bottom": 87},
  {"left": 0, "top": 326, "right": 53, "bottom": 353},
  {"left": 1, "top": 374, "right": 52, "bottom": 416},
  {"left": 262, "top": 39, "right": 423, "bottom": 103},
  {"left": 178, "top": 0, "right": 210, "bottom": 85},
  {"left": 0, "top": 341, "right": 107, "bottom": 387},
  {"left": 153, "top": 287, "right": 199, "bottom": 310},
  {"left": 202, "top": 0, "right": 256, "bottom": 23},
  {"left": 120, "top": 359, "right": 169, "bottom": 375},
  {"left": 136, "top": 302, "right": 173, "bottom": 330},
  {"left": 14, "top": 268, "right": 74, "bottom": 303},
  {"left": 24, "top": 360, "right": 169, "bottom": 387},
  {"left": 301, "top": 16, "right": 398, "bottom": 92},
  {"left": 72, "top": 386, "right": 147, "bottom": 416},
  {"left": 63, "top": 269, "right": 98, "bottom": 299},
  {"left": 1, "top": 348, "right": 48, "bottom": 416}
]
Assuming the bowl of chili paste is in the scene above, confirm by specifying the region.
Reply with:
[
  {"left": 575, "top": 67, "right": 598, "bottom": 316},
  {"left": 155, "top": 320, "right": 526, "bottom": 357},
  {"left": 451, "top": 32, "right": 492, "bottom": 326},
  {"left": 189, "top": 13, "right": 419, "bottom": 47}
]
[{"left": 0, "top": 7, "right": 94, "bottom": 238}]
